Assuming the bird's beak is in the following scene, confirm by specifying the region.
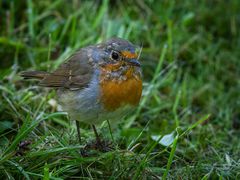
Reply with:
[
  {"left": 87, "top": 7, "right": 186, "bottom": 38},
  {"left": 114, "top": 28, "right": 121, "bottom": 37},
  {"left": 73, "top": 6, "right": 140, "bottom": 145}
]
[{"left": 127, "top": 59, "right": 141, "bottom": 67}]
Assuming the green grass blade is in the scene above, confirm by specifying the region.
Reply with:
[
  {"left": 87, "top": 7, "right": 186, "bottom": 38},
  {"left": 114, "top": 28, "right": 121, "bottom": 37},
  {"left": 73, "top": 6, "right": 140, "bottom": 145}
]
[{"left": 162, "top": 133, "right": 178, "bottom": 179}]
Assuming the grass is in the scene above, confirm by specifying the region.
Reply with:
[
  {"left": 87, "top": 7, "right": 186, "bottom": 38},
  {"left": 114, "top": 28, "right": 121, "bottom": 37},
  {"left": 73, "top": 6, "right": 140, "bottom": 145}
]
[{"left": 0, "top": 0, "right": 240, "bottom": 179}]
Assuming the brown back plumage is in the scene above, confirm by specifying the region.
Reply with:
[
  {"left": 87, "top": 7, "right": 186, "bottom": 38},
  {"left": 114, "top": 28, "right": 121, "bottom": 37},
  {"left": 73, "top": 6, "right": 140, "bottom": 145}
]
[{"left": 21, "top": 49, "right": 94, "bottom": 90}]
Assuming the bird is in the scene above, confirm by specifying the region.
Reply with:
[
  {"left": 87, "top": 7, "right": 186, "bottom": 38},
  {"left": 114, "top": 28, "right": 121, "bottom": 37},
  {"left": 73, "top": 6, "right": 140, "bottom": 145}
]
[{"left": 21, "top": 37, "right": 142, "bottom": 150}]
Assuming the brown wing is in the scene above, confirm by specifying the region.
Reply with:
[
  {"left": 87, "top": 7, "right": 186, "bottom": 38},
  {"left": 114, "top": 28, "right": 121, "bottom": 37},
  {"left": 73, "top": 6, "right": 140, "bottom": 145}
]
[{"left": 39, "top": 49, "right": 94, "bottom": 90}]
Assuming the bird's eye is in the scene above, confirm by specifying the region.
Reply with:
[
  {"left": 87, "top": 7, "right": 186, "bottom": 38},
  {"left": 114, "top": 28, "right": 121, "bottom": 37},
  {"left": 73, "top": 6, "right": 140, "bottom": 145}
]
[{"left": 111, "top": 51, "right": 120, "bottom": 61}]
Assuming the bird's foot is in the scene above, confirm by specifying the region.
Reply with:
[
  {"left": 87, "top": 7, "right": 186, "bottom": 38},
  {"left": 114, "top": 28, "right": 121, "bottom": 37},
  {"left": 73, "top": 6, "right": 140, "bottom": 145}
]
[
  {"left": 82, "top": 139, "right": 113, "bottom": 155},
  {"left": 94, "top": 139, "right": 113, "bottom": 152}
]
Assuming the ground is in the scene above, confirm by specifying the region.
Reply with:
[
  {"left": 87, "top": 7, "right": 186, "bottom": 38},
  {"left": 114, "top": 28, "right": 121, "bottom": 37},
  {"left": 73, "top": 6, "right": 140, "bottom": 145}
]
[{"left": 0, "top": 0, "right": 240, "bottom": 179}]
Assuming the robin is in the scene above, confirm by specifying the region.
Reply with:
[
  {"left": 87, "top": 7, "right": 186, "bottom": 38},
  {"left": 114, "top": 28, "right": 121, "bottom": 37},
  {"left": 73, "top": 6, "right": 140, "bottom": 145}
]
[{"left": 21, "top": 37, "right": 142, "bottom": 149}]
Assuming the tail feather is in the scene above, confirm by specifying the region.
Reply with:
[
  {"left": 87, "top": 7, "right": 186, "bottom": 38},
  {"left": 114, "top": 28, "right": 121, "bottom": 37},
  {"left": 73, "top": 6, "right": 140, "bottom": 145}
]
[{"left": 20, "top": 71, "right": 49, "bottom": 80}]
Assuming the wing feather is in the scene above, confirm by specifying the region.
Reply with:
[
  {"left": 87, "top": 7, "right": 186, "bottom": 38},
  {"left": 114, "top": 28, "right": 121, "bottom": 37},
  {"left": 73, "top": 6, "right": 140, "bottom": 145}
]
[{"left": 39, "top": 49, "right": 94, "bottom": 90}]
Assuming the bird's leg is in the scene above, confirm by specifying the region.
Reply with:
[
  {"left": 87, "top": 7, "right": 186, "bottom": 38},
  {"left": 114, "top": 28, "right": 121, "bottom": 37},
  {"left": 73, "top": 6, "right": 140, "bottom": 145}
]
[
  {"left": 89, "top": 124, "right": 113, "bottom": 152},
  {"left": 75, "top": 121, "right": 89, "bottom": 156},
  {"left": 92, "top": 114, "right": 101, "bottom": 145},
  {"left": 75, "top": 120, "right": 81, "bottom": 144},
  {"left": 92, "top": 125, "right": 101, "bottom": 145}
]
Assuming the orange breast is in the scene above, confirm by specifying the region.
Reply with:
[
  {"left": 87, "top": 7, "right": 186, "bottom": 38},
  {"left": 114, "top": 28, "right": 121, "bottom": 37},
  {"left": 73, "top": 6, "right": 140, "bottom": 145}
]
[{"left": 100, "top": 68, "right": 142, "bottom": 111}]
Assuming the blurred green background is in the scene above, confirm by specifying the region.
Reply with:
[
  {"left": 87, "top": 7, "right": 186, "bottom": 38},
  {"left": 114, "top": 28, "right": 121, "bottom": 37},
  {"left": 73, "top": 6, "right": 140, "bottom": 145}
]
[{"left": 0, "top": 0, "right": 240, "bottom": 179}]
